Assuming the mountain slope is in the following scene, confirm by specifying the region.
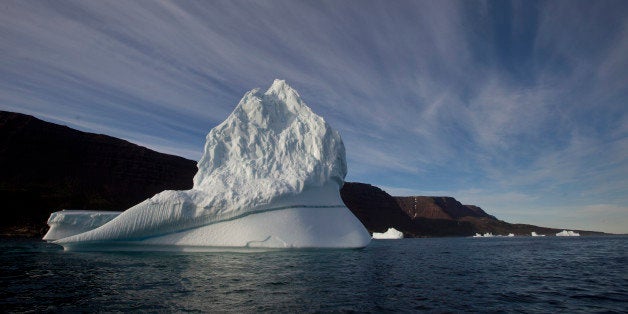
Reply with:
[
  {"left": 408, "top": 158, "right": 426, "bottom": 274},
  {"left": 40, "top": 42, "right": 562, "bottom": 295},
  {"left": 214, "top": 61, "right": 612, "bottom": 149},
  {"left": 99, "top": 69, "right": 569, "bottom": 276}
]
[
  {"left": 340, "top": 183, "right": 475, "bottom": 237},
  {"left": 340, "top": 182, "right": 604, "bottom": 237},
  {"left": 0, "top": 111, "right": 197, "bottom": 236},
  {"left": 395, "top": 196, "right": 497, "bottom": 220}
]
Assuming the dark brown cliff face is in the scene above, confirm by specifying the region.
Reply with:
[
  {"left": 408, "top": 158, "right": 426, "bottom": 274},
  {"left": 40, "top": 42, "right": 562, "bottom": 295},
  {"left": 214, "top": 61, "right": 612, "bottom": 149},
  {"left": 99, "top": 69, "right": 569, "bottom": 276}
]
[
  {"left": 395, "top": 196, "right": 452, "bottom": 220},
  {"left": 339, "top": 182, "right": 410, "bottom": 233},
  {"left": 340, "top": 182, "right": 474, "bottom": 237},
  {"left": 395, "top": 196, "right": 496, "bottom": 220},
  {"left": 340, "top": 182, "right": 603, "bottom": 237},
  {"left": 0, "top": 111, "right": 197, "bottom": 236}
]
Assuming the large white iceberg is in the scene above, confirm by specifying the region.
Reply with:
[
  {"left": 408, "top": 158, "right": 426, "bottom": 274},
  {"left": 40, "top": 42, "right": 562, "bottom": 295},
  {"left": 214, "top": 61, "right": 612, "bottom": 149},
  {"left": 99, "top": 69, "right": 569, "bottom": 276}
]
[
  {"left": 372, "top": 228, "right": 403, "bottom": 239},
  {"left": 45, "top": 80, "right": 371, "bottom": 250}
]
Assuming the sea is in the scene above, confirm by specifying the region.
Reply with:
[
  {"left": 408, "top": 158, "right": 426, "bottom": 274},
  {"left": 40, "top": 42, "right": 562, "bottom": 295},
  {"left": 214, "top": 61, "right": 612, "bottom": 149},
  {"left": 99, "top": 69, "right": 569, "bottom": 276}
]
[{"left": 1, "top": 236, "right": 626, "bottom": 313}]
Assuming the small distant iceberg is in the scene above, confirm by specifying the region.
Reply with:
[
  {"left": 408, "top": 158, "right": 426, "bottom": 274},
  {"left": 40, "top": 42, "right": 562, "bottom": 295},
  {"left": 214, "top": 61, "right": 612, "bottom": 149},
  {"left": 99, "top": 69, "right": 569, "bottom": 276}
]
[
  {"left": 507, "top": 233, "right": 515, "bottom": 237},
  {"left": 473, "top": 232, "right": 495, "bottom": 238},
  {"left": 531, "top": 232, "right": 545, "bottom": 237},
  {"left": 372, "top": 228, "right": 403, "bottom": 239},
  {"left": 556, "top": 230, "right": 580, "bottom": 236}
]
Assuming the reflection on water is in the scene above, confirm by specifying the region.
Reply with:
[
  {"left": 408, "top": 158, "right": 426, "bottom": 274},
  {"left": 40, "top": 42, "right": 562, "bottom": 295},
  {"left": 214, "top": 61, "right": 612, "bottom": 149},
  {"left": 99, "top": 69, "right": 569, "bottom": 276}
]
[{"left": 1, "top": 237, "right": 627, "bottom": 312}]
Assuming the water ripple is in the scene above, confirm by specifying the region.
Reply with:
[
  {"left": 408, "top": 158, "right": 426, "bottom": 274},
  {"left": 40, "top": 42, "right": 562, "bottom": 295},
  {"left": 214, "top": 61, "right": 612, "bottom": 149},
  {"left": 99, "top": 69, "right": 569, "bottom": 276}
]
[{"left": 0, "top": 236, "right": 626, "bottom": 312}]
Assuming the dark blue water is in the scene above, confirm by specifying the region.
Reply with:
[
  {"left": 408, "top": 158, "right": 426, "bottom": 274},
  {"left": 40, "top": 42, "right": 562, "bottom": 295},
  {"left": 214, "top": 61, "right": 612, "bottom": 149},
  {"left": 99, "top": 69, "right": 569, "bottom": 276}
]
[{"left": 1, "top": 236, "right": 626, "bottom": 312}]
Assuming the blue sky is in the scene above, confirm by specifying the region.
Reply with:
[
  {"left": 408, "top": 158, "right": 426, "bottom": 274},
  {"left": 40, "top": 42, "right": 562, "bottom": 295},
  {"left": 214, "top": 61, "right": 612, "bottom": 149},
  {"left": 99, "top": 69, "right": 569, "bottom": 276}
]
[{"left": 1, "top": 0, "right": 627, "bottom": 233}]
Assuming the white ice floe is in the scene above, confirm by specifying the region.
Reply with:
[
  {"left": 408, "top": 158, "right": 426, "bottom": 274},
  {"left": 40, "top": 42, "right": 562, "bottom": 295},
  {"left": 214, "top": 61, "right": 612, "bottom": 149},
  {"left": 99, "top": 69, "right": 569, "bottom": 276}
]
[
  {"left": 556, "top": 230, "right": 580, "bottom": 236},
  {"left": 472, "top": 232, "right": 515, "bottom": 238},
  {"left": 531, "top": 232, "right": 545, "bottom": 237},
  {"left": 45, "top": 80, "right": 371, "bottom": 250},
  {"left": 473, "top": 232, "right": 496, "bottom": 237},
  {"left": 372, "top": 228, "right": 404, "bottom": 239}
]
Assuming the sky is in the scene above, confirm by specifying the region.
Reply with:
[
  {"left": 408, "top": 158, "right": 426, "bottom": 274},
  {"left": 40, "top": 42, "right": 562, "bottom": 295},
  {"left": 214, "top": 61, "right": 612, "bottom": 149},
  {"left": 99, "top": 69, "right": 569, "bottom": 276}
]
[{"left": 1, "top": 0, "right": 627, "bottom": 233}]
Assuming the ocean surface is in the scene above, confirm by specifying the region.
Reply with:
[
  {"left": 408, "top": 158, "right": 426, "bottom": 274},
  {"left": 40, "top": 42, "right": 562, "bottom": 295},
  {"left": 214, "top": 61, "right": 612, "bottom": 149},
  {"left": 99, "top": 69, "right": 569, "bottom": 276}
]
[{"left": 1, "top": 236, "right": 626, "bottom": 312}]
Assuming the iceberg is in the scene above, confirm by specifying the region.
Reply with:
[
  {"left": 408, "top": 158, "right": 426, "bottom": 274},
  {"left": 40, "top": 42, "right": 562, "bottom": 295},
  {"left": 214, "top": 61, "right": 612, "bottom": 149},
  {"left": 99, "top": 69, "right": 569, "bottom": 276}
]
[
  {"left": 372, "top": 228, "right": 403, "bottom": 239},
  {"left": 531, "top": 232, "right": 545, "bottom": 237},
  {"left": 472, "top": 232, "right": 495, "bottom": 238},
  {"left": 45, "top": 80, "right": 371, "bottom": 250},
  {"left": 556, "top": 230, "right": 580, "bottom": 236},
  {"left": 507, "top": 233, "right": 515, "bottom": 237}
]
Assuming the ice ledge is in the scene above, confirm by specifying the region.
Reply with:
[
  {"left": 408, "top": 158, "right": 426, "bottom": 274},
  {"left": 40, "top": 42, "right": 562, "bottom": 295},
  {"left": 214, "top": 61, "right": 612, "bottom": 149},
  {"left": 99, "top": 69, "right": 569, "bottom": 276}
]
[
  {"left": 57, "top": 206, "right": 371, "bottom": 251},
  {"left": 43, "top": 210, "right": 122, "bottom": 241}
]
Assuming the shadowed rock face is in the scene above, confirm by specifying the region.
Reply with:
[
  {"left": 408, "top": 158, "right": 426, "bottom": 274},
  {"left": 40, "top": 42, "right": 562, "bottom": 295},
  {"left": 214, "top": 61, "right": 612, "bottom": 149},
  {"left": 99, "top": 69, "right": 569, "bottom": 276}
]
[
  {"left": 339, "top": 182, "right": 409, "bottom": 232},
  {"left": 0, "top": 111, "right": 197, "bottom": 236},
  {"left": 395, "top": 196, "right": 496, "bottom": 220},
  {"left": 340, "top": 182, "right": 474, "bottom": 237}
]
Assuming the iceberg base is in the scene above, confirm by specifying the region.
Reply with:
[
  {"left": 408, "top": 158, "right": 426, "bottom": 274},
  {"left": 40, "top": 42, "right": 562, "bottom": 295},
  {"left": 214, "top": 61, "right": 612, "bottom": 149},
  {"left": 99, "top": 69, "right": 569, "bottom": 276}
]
[{"left": 58, "top": 206, "right": 371, "bottom": 251}]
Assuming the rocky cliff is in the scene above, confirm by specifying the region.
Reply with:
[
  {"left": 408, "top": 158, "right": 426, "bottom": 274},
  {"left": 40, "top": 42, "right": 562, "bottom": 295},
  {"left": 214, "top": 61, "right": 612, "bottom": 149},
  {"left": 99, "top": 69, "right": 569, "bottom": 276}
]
[
  {"left": 340, "top": 182, "right": 603, "bottom": 237},
  {"left": 340, "top": 183, "right": 475, "bottom": 237},
  {"left": 395, "top": 196, "right": 497, "bottom": 220},
  {"left": 0, "top": 111, "right": 197, "bottom": 236}
]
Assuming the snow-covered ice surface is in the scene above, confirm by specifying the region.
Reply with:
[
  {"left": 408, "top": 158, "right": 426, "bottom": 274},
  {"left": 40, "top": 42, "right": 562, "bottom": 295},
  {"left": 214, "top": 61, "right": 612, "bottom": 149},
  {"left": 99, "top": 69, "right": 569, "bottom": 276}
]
[
  {"left": 43, "top": 210, "right": 121, "bottom": 241},
  {"left": 556, "top": 230, "right": 580, "bottom": 236},
  {"left": 372, "top": 228, "right": 403, "bottom": 239},
  {"left": 50, "top": 80, "right": 371, "bottom": 250}
]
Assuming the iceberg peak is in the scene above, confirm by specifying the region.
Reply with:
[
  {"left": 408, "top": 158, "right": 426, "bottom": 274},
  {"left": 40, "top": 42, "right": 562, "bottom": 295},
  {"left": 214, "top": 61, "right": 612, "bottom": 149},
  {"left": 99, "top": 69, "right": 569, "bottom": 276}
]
[
  {"left": 266, "top": 79, "right": 297, "bottom": 97},
  {"left": 193, "top": 79, "right": 346, "bottom": 193},
  {"left": 233, "top": 79, "right": 311, "bottom": 130}
]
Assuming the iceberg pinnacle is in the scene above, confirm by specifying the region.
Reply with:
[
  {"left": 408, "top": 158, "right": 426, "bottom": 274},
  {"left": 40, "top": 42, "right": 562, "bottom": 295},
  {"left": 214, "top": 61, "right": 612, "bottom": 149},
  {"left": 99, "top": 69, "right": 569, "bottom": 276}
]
[
  {"left": 194, "top": 79, "right": 346, "bottom": 197},
  {"left": 48, "top": 80, "right": 370, "bottom": 250}
]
